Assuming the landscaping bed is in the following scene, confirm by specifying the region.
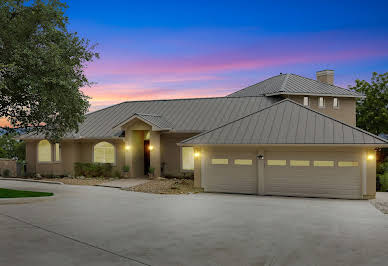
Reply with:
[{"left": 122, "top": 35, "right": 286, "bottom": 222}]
[
  {"left": 125, "top": 178, "right": 203, "bottom": 194},
  {"left": 0, "top": 188, "right": 53, "bottom": 198},
  {"left": 41, "top": 177, "right": 111, "bottom": 186}
]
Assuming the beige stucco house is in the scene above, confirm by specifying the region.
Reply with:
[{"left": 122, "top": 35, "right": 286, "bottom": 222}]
[{"left": 22, "top": 70, "right": 387, "bottom": 199}]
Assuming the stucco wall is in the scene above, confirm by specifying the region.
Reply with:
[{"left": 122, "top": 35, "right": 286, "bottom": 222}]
[
  {"left": 285, "top": 95, "right": 356, "bottom": 126},
  {"left": 160, "top": 133, "right": 198, "bottom": 176},
  {"left": 0, "top": 159, "right": 17, "bottom": 177},
  {"left": 26, "top": 139, "right": 124, "bottom": 176}
]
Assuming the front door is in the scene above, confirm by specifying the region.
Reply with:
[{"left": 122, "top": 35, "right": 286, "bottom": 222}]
[{"left": 144, "top": 140, "right": 150, "bottom": 175}]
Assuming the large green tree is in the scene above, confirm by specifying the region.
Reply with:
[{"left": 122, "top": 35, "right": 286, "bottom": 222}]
[
  {"left": 352, "top": 72, "right": 388, "bottom": 135},
  {"left": 0, "top": 0, "right": 98, "bottom": 141}
]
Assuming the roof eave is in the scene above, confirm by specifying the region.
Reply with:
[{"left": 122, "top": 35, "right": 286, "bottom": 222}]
[
  {"left": 178, "top": 143, "right": 388, "bottom": 148},
  {"left": 265, "top": 92, "right": 365, "bottom": 98}
]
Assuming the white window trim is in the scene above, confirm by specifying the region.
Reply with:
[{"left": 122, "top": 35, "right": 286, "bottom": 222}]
[
  {"left": 92, "top": 141, "right": 116, "bottom": 165},
  {"left": 303, "top": 96, "right": 309, "bottom": 107},
  {"left": 318, "top": 97, "right": 325, "bottom": 108},
  {"left": 180, "top": 147, "right": 194, "bottom": 172},
  {"left": 333, "top": 97, "right": 340, "bottom": 109}
]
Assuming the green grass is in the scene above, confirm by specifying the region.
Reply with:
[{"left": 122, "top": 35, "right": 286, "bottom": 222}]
[{"left": 0, "top": 188, "right": 53, "bottom": 198}]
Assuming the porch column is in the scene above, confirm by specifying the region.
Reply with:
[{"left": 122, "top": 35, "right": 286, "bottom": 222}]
[
  {"left": 150, "top": 131, "right": 161, "bottom": 177},
  {"left": 124, "top": 129, "right": 132, "bottom": 176}
]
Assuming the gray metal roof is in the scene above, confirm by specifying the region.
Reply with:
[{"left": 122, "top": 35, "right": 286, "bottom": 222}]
[
  {"left": 228, "top": 74, "right": 363, "bottom": 98},
  {"left": 113, "top": 113, "right": 174, "bottom": 130},
  {"left": 180, "top": 99, "right": 387, "bottom": 145},
  {"left": 22, "top": 96, "right": 278, "bottom": 139}
]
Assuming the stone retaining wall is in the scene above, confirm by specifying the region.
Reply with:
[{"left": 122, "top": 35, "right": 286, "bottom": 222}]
[{"left": 0, "top": 158, "right": 17, "bottom": 177}]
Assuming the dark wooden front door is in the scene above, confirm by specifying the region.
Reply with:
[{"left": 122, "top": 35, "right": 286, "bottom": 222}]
[{"left": 144, "top": 140, "right": 150, "bottom": 175}]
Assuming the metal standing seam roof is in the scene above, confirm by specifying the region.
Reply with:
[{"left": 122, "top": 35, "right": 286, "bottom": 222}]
[
  {"left": 112, "top": 113, "right": 175, "bottom": 130},
  {"left": 179, "top": 99, "right": 388, "bottom": 145},
  {"left": 21, "top": 96, "right": 279, "bottom": 139},
  {"left": 228, "top": 73, "right": 363, "bottom": 98}
]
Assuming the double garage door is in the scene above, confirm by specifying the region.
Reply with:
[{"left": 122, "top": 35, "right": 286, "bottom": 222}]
[{"left": 203, "top": 150, "right": 361, "bottom": 199}]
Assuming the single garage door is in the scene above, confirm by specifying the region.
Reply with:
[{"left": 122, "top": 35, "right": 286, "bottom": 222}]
[
  {"left": 203, "top": 151, "right": 257, "bottom": 194},
  {"left": 264, "top": 151, "right": 361, "bottom": 199}
]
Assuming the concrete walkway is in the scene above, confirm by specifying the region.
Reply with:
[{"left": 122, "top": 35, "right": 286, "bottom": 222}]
[
  {"left": 1, "top": 180, "right": 388, "bottom": 266},
  {"left": 96, "top": 178, "right": 150, "bottom": 188}
]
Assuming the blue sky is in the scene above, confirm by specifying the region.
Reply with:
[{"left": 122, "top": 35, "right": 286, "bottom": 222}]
[{"left": 63, "top": 0, "right": 388, "bottom": 110}]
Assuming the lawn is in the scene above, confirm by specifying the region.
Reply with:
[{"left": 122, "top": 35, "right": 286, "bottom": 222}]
[{"left": 0, "top": 188, "right": 53, "bottom": 198}]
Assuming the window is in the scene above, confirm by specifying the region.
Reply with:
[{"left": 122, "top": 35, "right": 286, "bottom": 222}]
[
  {"left": 93, "top": 142, "right": 115, "bottom": 164},
  {"left": 38, "top": 140, "right": 52, "bottom": 162},
  {"left": 55, "top": 143, "right": 61, "bottom": 162},
  {"left": 211, "top": 158, "right": 228, "bottom": 165},
  {"left": 318, "top": 97, "right": 325, "bottom": 108},
  {"left": 267, "top": 160, "right": 287, "bottom": 166},
  {"left": 333, "top": 97, "right": 339, "bottom": 108},
  {"left": 182, "top": 147, "right": 194, "bottom": 170},
  {"left": 313, "top": 160, "right": 334, "bottom": 167},
  {"left": 338, "top": 161, "right": 358, "bottom": 167},
  {"left": 303, "top": 96, "right": 309, "bottom": 106},
  {"left": 234, "top": 159, "right": 252, "bottom": 165},
  {"left": 290, "top": 160, "right": 310, "bottom": 166}
]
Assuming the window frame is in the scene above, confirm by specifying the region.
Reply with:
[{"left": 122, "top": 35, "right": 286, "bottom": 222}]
[
  {"left": 303, "top": 96, "right": 310, "bottom": 106},
  {"left": 290, "top": 160, "right": 310, "bottom": 167},
  {"left": 313, "top": 160, "right": 334, "bottom": 167},
  {"left": 54, "top": 143, "right": 61, "bottom": 162},
  {"left": 234, "top": 159, "right": 253, "bottom": 166},
  {"left": 266, "top": 160, "right": 287, "bottom": 166},
  {"left": 318, "top": 97, "right": 325, "bottom": 108},
  {"left": 181, "top": 146, "right": 195, "bottom": 172},
  {"left": 92, "top": 141, "right": 116, "bottom": 165},
  {"left": 37, "top": 140, "right": 52, "bottom": 163},
  {"left": 211, "top": 158, "right": 229, "bottom": 165},
  {"left": 333, "top": 97, "right": 340, "bottom": 109}
]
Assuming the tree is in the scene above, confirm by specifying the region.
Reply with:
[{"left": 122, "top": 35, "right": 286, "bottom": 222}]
[
  {"left": 0, "top": 0, "right": 99, "bottom": 142},
  {"left": 0, "top": 133, "right": 25, "bottom": 160},
  {"left": 352, "top": 72, "right": 388, "bottom": 135}
]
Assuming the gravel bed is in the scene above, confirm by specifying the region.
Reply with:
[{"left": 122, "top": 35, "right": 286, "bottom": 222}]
[
  {"left": 370, "top": 199, "right": 388, "bottom": 214},
  {"left": 125, "top": 179, "right": 203, "bottom": 194},
  {"left": 40, "top": 178, "right": 112, "bottom": 186}
]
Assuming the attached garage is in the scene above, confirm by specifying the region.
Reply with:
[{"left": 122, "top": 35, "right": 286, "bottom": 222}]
[
  {"left": 180, "top": 100, "right": 387, "bottom": 199},
  {"left": 264, "top": 151, "right": 361, "bottom": 199}
]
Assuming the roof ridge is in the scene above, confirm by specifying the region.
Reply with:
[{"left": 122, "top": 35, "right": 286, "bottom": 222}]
[
  {"left": 181, "top": 99, "right": 388, "bottom": 144},
  {"left": 279, "top": 73, "right": 289, "bottom": 92},
  {"left": 227, "top": 73, "right": 287, "bottom": 96},
  {"left": 181, "top": 99, "right": 290, "bottom": 144}
]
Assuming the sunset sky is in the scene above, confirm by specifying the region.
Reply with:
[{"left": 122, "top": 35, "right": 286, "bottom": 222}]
[{"left": 2, "top": 0, "right": 388, "bottom": 127}]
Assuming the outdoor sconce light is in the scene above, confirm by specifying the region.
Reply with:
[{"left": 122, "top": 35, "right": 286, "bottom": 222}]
[
  {"left": 257, "top": 155, "right": 264, "bottom": 160},
  {"left": 367, "top": 154, "right": 375, "bottom": 160},
  {"left": 148, "top": 145, "right": 154, "bottom": 151},
  {"left": 194, "top": 152, "right": 200, "bottom": 158},
  {"left": 125, "top": 145, "right": 130, "bottom": 151}
]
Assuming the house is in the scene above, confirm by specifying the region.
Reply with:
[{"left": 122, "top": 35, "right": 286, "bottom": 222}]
[{"left": 21, "top": 70, "right": 387, "bottom": 199}]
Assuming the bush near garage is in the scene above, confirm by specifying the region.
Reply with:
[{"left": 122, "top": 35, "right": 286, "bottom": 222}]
[
  {"left": 377, "top": 159, "right": 388, "bottom": 192},
  {"left": 74, "top": 162, "right": 113, "bottom": 178}
]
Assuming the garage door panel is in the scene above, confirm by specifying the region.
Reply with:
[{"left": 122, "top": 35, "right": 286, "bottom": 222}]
[
  {"left": 204, "top": 150, "right": 257, "bottom": 194},
  {"left": 264, "top": 151, "right": 361, "bottom": 199}
]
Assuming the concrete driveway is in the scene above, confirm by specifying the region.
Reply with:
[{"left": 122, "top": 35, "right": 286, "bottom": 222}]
[{"left": 1, "top": 180, "right": 388, "bottom": 266}]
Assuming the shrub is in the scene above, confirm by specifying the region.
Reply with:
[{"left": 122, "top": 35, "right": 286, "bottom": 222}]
[
  {"left": 122, "top": 165, "right": 130, "bottom": 172},
  {"left": 2, "top": 169, "right": 10, "bottom": 177},
  {"left": 148, "top": 167, "right": 155, "bottom": 174},
  {"left": 113, "top": 170, "right": 121, "bottom": 178},
  {"left": 74, "top": 162, "right": 112, "bottom": 178}
]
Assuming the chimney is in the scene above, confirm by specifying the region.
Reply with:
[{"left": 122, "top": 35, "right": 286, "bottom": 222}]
[{"left": 316, "top": 70, "right": 334, "bottom": 85}]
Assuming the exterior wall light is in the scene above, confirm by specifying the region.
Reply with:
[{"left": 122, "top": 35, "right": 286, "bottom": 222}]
[
  {"left": 125, "top": 145, "right": 130, "bottom": 151},
  {"left": 194, "top": 152, "right": 200, "bottom": 158},
  {"left": 367, "top": 154, "right": 374, "bottom": 160},
  {"left": 148, "top": 145, "right": 154, "bottom": 151}
]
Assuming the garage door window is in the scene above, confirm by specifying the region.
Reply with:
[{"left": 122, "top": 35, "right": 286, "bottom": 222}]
[
  {"left": 267, "top": 160, "right": 287, "bottom": 166},
  {"left": 234, "top": 159, "right": 252, "bottom": 165},
  {"left": 338, "top": 161, "right": 359, "bottom": 167},
  {"left": 313, "top": 160, "right": 334, "bottom": 167},
  {"left": 290, "top": 160, "right": 310, "bottom": 166},
  {"left": 211, "top": 158, "right": 228, "bottom": 165},
  {"left": 182, "top": 147, "right": 194, "bottom": 170}
]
